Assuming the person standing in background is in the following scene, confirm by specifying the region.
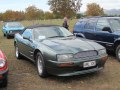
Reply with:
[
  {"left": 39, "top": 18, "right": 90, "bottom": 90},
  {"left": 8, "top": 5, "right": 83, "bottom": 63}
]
[{"left": 62, "top": 16, "right": 69, "bottom": 30}]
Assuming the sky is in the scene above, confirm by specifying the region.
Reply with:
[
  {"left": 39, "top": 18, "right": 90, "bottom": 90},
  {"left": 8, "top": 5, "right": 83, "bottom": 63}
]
[{"left": 0, "top": 0, "right": 120, "bottom": 13}]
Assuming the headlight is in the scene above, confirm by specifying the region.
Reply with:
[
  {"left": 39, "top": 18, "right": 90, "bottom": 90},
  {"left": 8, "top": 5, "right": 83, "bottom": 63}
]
[
  {"left": 9, "top": 31, "right": 12, "bottom": 33},
  {"left": 57, "top": 54, "right": 73, "bottom": 62},
  {"left": 98, "top": 49, "right": 106, "bottom": 55},
  {"left": 0, "top": 59, "right": 6, "bottom": 68}
]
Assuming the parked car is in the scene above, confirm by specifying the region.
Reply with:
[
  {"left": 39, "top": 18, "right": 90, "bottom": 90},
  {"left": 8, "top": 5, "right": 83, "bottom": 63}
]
[
  {"left": 0, "top": 49, "right": 8, "bottom": 87},
  {"left": 2, "top": 22, "right": 24, "bottom": 39},
  {"left": 73, "top": 16, "right": 120, "bottom": 61},
  {"left": 14, "top": 24, "right": 107, "bottom": 77}
]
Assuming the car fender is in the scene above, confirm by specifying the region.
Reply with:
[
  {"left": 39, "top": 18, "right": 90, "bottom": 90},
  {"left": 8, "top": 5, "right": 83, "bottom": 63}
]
[{"left": 114, "top": 38, "right": 120, "bottom": 49}]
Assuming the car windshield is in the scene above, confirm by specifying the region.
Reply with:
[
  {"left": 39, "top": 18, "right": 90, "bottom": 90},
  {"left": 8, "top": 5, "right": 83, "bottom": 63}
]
[
  {"left": 109, "top": 19, "right": 120, "bottom": 31},
  {"left": 33, "top": 26, "right": 73, "bottom": 40},
  {"left": 6, "top": 22, "right": 23, "bottom": 28}
]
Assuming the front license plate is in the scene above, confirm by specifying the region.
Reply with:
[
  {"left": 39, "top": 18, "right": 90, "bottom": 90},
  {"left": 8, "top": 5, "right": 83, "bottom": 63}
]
[{"left": 83, "top": 61, "right": 96, "bottom": 68}]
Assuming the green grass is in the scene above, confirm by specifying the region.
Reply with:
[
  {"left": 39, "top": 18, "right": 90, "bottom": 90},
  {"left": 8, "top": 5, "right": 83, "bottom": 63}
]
[
  {"left": 0, "top": 19, "right": 120, "bottom": 90},
  {"left": 21, "top": 19, "right": 78, "bottom": 32}
]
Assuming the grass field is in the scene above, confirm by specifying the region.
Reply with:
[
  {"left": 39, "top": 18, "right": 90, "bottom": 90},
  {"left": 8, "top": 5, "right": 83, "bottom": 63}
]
[{"left": 1, "top": 19, "right": 120, "bottom": 90}]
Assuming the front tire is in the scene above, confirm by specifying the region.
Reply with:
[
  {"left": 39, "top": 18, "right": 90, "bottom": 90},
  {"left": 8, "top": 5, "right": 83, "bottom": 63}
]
[
  {"left": 1, "top": 76, "right": 8, "bottom": 87},
  {"left": 15, "top": 45, "right": 22, "bottom": 59},
  {"left": 116, "top": 45, "right": 120, "bottom": 61},
  {"left": 3, "top": 33, "right": 6, "bottom": 37},
  {"left": 36, "top": 52, "right": 47, "bottom": 78},
  {"left": 6, "top": 33, "right": 10, "bottom": 39}
]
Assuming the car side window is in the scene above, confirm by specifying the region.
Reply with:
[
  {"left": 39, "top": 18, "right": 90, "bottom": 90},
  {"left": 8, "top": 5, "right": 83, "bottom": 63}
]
[
  {"left": 22, "top": 29, "right": 32, "bottom": 39},
  {"left": 84, "top": 19, "right": 97, "bottom": 30},
  {"left": 74, "top": 21, "right": 86, "bottom": 31},
  {"left": 96, "top": 19, "right": 110, "bottom": 31}
]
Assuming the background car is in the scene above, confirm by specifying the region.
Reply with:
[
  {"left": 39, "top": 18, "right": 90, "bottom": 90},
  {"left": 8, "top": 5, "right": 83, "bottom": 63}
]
[
  {"left": 2, "top": 22, "right": 24, "bottom": 39},
  {"left": 0, "top": 49, "right": 8, "bottom": 87},
  {"left": 14, "top": 24, "right": 107, "bottom": 77},
  {"left": 73, "top": 16, "right": 120, "bottom": 61}
]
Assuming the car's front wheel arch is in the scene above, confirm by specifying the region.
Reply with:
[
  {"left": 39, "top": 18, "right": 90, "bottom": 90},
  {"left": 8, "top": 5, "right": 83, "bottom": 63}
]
[{"left": 34, "top": 49, "right": 43, "bottom": 61}]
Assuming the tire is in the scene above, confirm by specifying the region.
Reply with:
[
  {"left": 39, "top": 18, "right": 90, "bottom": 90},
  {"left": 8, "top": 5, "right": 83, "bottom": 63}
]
[
  {"left": 3, "top": 33, "right": 6, "bottom": 37},
  {"left": 116, "top": 45, "right": 120, "bottom": 61},
  {"left": 36, "top": 52, "right": 47, "bottom": 78},
  {"left": 6, "top": 34, "right": 10, "bottom": 39},
  {"left": 1, "top": 76, "right": 8, "bottom": 87},
  {"left": 15, "top": 45, "right": 22, "bottom": 59}
]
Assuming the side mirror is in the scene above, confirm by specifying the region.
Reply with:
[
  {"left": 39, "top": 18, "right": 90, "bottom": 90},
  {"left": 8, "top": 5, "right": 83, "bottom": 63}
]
[
  {"left": 102, "top": 27, "right": 112, "bottom": 33},
  {"left": 23, "top": 36, "right": 33, "bottom": 42}
]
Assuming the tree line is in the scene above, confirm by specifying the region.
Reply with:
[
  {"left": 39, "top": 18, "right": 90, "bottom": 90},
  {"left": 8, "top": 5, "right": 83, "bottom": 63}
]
[
  {"left": 0, "top": 0, "right": 119, "bottom": 21},
  {"left": 0, "top": 0, "right": 83, "bottom": 21},
  {"left": 0, "top": 6, "right": 55, "bottom": 21}
]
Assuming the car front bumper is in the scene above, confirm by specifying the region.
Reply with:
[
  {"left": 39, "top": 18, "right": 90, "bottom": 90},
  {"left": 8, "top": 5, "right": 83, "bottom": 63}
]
[
  {"left": 46, "top": 56, "right": 107, "bottom": 76},
  {"left": 0, "top": 69, "right": 8, "bottom": 83},
  {"left": 8, "top": 30, "right": 22, "bottom": 36}
]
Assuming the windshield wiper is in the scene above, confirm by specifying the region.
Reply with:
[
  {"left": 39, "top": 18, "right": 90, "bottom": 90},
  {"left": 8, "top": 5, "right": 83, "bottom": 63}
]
[
  {"left": 66, "top": 35, "right": 74, "bottom": 37},
  {"left": 48, "top": 36, "right": 64, "bottom": 38}
]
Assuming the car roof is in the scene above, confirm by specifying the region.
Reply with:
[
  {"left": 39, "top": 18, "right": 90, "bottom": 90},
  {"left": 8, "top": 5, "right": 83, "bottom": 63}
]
[
  {"left": 4, "top": 22, "right": 21, "bottom": 24},
  {"left": 26, "top": 24, "right": 61, "bottom": 29},
  {"left": 79, "top": 16, "right": 120, "bottom": 21}
]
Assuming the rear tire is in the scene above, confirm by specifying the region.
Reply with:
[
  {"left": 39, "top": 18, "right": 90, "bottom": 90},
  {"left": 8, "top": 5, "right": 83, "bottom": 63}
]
[
  {"left": 36, "top": 52, "right": 47, "bottom": 78},
  {"left": 15, "top": 45, "right": 22, "bottom": 59},
  {"left": 116, "top": 45, "right": 120, "bottom": 61}
]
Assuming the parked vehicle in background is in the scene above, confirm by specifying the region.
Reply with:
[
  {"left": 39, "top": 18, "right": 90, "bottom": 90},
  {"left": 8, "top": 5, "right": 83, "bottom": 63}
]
[
  {"left": 14, "top": 24, "right": 107, "bottom": 77},
  {"left": 2, "top": 22, "right": 24, "bottom": 39},
  {"left": 0, "top": 49, "right": 8, "bottom": 87},
  {"left": 73, "top": 17, "right": 120, "bottom": 61}
]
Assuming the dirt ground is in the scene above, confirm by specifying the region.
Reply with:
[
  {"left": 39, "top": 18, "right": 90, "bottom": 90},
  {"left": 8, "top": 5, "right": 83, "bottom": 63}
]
[{"left": 1, "top": 27, "right": 120, "bottom": 90}]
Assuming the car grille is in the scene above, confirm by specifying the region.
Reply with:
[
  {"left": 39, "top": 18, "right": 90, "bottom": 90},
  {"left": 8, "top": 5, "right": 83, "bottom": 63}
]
[
  {"left": 74, "top": 50, "right": 98, "bottom": 59},
  {"left": 10, "top": 30, "right": 22, "bottom": 34}
]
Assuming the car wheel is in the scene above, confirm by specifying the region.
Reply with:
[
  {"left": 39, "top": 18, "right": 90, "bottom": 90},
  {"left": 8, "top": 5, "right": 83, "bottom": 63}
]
[
  {"left": 15, "top": 45, "right": 22, "bottom": 59},
  {"left": 116, "top": 45, "right": 120, "bottom": 61},
  {"left": 3, "top": 33, "right": 6, "bottom": 37},
  {"left": 1, "top": 76, "right": 8, "bottom": 87},
  {"left": 6, "top": 33, "right": 10, "bottom": 39},
  {"left": 36, "top": 52, "right": 47, "bottom": 78}
]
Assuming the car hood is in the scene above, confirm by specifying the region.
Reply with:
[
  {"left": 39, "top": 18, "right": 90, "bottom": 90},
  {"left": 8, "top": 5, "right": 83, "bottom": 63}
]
[
  {"left": 5, "top": 27, "right": 24, "bottom": 30},
  {"left": 41, "top": 37, "right": 104, "bottom": 54},
  {"left": 113, "top": 31, "right": 120, "bottom": 35}
]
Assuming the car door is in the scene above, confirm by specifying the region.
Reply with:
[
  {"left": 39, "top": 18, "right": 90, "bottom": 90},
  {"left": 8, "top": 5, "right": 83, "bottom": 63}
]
[
  {"left": 81, "top": 18, "right": 97, "bottom": 40},
  {"left": 95, "top": 18, "right": 115, "bottom": 50},
  {"left": 20, "top": 29, "right": 35, "bottom": 60}
]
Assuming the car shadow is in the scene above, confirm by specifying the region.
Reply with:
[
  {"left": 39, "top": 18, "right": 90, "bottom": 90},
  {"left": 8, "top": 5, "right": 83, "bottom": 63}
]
[
  {"left": 0, "top": 86, "right": 7, "bottom": 90},
  {"left": 43, "top": 71, "right": 102, "bottom": 84}
]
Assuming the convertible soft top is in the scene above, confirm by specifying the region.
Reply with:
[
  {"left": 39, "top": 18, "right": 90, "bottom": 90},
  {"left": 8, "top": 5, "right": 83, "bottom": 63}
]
[{"left": 25, "top": 24, "right": 61, "bottom": 29}]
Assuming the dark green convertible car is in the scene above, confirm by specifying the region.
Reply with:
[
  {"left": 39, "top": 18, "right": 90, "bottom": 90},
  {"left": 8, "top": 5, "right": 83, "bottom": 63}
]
[{"left": 14, "top": 25, "right": 107, "bottom": 77}]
